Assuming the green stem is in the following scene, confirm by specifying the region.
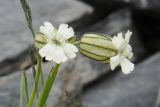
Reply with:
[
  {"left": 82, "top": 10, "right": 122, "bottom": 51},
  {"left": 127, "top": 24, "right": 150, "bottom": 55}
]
[
  {"left": 40, "top": 66, "right": 46, "bottom": 107},
  {"left": 27, "top": 55, "right": 42, "bottom": 107},
  {"left": 20, "top": 73, "right": 25, "bottom": 107},
  {"left": 35, "top": 64, "right": 60, "bottom": 107},
  {"left": 23, "top": 72, "right": 29, "bottom": 102},
  {"left": 40, "top": 69, "right": 45, "bottom": 87},
  {"left": 31, "top": 65, "right": 39, "bottom": 98}
]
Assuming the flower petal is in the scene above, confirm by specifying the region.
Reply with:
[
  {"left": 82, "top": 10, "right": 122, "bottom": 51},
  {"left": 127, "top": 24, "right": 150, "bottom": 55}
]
[
  {"left": 120, "top": 30, "right": 132, "bottom": 50},
  {"left": 110, "top": 55, "right": 122, "bottom": 70},
  {"left": 39, "top": 44, "right": 68, "bottom": 63},
  {"left": 52, "top": 46, "right": 68, "bottom": 63},
  {"left": 120, "top": 58, "right": 134, "bottom": 74},
  {"left": 40, "top": 22, "right": 55, "bottom": 38},
  {"left": 57, "top": 24, "right": 74, "bottom": 40},
  {"left": 123, "top": 44, "right": 133, "bottom": 59},
  {"left": 112, "top": 33, "right": 124, "bottom": 49},
  {"left": 62, "top": 43, "right": 78, "bottom": 59},
  {"left": 39, "top": 43, "right": 55, "bottom": 61},
  {"left": 125, "top": 30, "right": 132, "bottom": 43}
]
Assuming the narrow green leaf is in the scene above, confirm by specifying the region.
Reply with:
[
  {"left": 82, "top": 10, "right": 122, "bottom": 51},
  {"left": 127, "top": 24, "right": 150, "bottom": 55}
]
[
  {"left": 40, "top": 70, "right": 44, "bottom": 86},
  {"left": 29, "top": 47, "right": 39, "bottom": 98},
  {"left": 35, "top": 64, "right": 60, "bottom": 107},
  {"left": 20, "top": 72, "right": 25, "bottom": 107},
  {"left": 27, "top": 55, "right": 42, "bottom": 107},
  {"left": 32, "top": 65, "right": 39, "bottom": 98},
  {"left": 40, "top": 68, "right": 46, "bottom": 107},
  {"left": 23, "top": 71, "right": 29, "bottom": 102}
]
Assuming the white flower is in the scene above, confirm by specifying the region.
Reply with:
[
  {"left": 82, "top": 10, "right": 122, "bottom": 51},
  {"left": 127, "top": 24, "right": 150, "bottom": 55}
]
[
  {"left": 110, "top": 31, "right": 134, "bottom": 74},
  {"left": 38, "top": 22, "right": 78, "bottom": 64}
]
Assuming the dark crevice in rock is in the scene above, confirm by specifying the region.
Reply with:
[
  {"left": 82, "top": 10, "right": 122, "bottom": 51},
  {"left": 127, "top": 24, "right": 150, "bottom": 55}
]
[
  {"left": 70, "top": 1, "right": 129, "bottom": 30},
  {"left": 131, "top": 9, "right": 160, "bottom": 53},
  {"left": 0, "top": 49, "right": 31, "bottom": 76}
]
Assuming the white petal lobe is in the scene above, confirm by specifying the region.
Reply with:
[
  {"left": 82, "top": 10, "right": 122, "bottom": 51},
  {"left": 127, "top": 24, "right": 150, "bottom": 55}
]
[
  {"left": 40, "top": 22, "right": 55, "bottom": 38},
  {"left": 52, "top": 46, "right": 68, "bottom": 63},
  {"left": 110, "top": 55, "right": 122, "bottom": 70},
  {"left": 112, "top": 33, "right": 123, "bottom": 49},
  {"left": 57, "top": 24, "right": 74, "bottom": 40},
  {"left": 62, "top": 43, "right": 78, "bottom": 59},
  {"left": 125, "top": 31, "right": 132, "bottom": 43},
  {"left": 120, "top": 58, "right": 134, "bottom": 74},
  {"left": 39, "top": 43, "right": 55, "bottom": 61}
]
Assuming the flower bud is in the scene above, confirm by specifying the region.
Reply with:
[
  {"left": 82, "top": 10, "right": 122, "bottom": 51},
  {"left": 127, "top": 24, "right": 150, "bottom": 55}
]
[
  {"left": 35, "top": 32, "right": 48, "bottom": 49},
  {"left": 80, "top": 33, "right": 117, "bottom": 63}
]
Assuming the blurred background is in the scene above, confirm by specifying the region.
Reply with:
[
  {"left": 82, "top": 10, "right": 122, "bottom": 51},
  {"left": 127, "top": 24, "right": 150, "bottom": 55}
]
[{"left": 0, "top": 0, "right": 160, "bottom": 107}]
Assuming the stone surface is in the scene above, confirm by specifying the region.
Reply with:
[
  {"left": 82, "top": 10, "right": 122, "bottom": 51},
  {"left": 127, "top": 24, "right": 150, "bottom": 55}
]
[
  {"left": 131, "top": 0, "right": 160, "bottom": 10},
  {"left": 0, "top": 62, "right": 53, "bottom": 107},
  {"left": 82, "top": 52, "right": 160, "bottom": 107},
  {"left": 80, "top": 0, "right": 160, "bottom": 11},
  {"left": 0, "top": 53, "right": 110, "bottom": 107},
  {"left": 0, "top": 0, "right": 92, "bottom": 75}
]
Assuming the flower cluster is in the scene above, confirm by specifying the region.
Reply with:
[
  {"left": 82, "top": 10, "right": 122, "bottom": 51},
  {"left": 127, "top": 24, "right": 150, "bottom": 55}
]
[
  {"left": 35, "top": 22, "right": 78, "bottom": 64},
  {"left": 36, "top": 21, "right": 134, "bottom": 74}
]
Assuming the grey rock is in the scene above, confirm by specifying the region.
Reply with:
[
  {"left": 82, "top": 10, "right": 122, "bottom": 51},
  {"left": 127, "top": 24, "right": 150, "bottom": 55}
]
[
  {"left": 131, "top": 0, "right": 160, "bottom": 10},
  {"left": 0, "top": 0, "right": 92, "bottom": 74},
  {"left": 80, "top": 0, "right": 129, "bottom": 8},
  {"left": 82, "top": 52, "right": 160, "bottom": 107},
  {"left": 0, "top": 53, "right": 110, "bottom": 107},
  {"left": 80, "top": 0, "right": 160, "bottom": 11},
  {"left": 0, "top": 62, "right": 53, "bottom": 107}
]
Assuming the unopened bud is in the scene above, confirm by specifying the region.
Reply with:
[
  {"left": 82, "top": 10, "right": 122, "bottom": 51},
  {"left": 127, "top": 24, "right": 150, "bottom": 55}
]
[
  {"left": 35, "top": 33, "right": 48, "bottom": 49},
  {"left": 80, "top": 33, "right": 117, "bottom": 63}
]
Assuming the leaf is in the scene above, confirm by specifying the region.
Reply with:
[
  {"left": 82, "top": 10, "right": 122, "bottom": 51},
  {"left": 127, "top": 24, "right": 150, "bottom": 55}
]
[
  {"left": 35, "top": 64, "right": 60, "bottom": 107},
  {"left": 27, "top": 55, "right": 42, "bottom": 107},
  {"left": 23, "top": 71, "right": 29, "bottom": 102},
  {"left": 20, "top": 72, "right": 25, "bottom": 107}
]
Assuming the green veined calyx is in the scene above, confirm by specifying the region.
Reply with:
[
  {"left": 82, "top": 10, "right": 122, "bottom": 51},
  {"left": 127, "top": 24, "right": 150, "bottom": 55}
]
[
  {"left": 35, "top": 32, "right": 48, "bottom": 49},
  {"left": 80, "top": 33, "right": 117, "bottom": 63},
  {"left": 35, "top": 33, "right": 77, "bottom": 49}
]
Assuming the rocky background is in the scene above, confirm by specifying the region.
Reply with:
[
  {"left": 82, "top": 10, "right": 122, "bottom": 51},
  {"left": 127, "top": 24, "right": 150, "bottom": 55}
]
[{"left": 0, "top": 0, "right": 160, "bottom": 107}]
